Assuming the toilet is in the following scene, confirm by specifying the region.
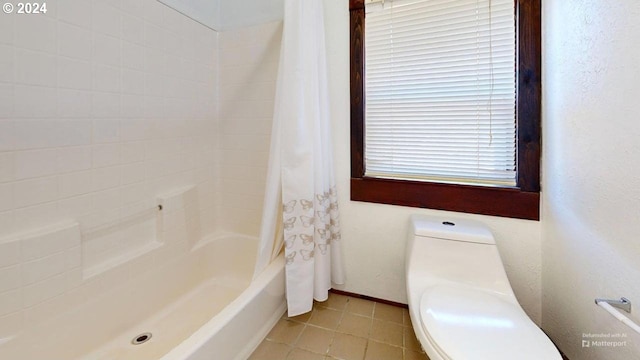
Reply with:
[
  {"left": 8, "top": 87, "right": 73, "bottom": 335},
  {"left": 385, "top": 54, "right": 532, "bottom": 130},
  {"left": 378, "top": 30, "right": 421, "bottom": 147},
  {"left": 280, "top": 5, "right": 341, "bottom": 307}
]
[{"left": 405, "top": 215, "right": 561, "bottom": 360}]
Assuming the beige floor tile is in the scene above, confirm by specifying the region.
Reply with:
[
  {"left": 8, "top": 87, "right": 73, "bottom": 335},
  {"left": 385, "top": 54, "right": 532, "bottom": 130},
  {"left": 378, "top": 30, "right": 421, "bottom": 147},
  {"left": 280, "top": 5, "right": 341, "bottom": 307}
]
[
  {"left": 346, "top": 297, "right": 375, "bottom": 317},
  {"left": 364, "top": 340, "right": 403, "bottom": 360},
  {"left": 336, "top": 312, "right": 372, "bottom": 338},
  {"left": 257, "top": 295, "right": 419, "bottom": 360},
  {"left": 402, "top": 309, "right": 411, "bottom": 327},
  {"left": 328, "top": 332, "right": 367, "bottom": 360},
  {"left": 309, "top": 307, "right": 343, "bottom": 330},
  {"left": 370, "top": 319, "right": 403, "bottom": 347},
  {"left": 286, "top": 310, "right": 313, "bottom": 324},
  {"left": 373, "top": 303, "right": 404, "bottom": 324},
  {"left": 267, "top": 318, "right": 305, "bottom": 345},
  {"left": 318, "top": 293, "right": 349, "bottom": 311},
  {"left": 296, "top": 325, "right": 334, "bottom": 354},
  {"left": 404, "top": 349, "right": 430, "bottom": 360},
  {"left": 403, "top": 326, "right": 422, "bottom": 352},
  {"left": 287, "top": 348, "right": 327, "bottom": 360},
  {"left": 249, "top": 340, "right": 292, "bottom": 360}
]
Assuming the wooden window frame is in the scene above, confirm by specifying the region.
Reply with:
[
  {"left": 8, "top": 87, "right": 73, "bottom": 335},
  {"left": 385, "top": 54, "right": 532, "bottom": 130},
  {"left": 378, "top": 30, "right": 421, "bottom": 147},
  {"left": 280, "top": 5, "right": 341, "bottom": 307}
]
[{"left": 349, "top": 0, "right": 541, "bottom": 220}]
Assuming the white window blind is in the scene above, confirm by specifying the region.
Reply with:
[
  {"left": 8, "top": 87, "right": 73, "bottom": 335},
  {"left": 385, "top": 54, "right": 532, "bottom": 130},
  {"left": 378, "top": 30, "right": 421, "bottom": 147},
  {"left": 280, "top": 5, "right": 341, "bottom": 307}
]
[{"left": 364, "top": 0, "right": 516, "bottom": 187}]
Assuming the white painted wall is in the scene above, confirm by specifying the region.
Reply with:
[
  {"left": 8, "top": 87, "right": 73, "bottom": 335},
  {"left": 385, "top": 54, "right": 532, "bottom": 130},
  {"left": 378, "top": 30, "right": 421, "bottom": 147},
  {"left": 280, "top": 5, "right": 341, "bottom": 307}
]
[
  {"left": 322, "top": 0, "right": 543, "bottom": 323},
  {"left": 210, "top": 1, "right": 543, "bottom": 323},
  {"left": 542, "top": 1, "right": 640, "bottom": 358}
]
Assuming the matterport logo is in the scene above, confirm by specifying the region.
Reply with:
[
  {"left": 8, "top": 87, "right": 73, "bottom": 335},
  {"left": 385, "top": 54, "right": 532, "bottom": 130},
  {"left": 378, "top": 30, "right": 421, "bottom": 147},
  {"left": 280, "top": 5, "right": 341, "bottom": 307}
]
[{"left": 582, "top": 332, "right": 628, "bottom": 348}]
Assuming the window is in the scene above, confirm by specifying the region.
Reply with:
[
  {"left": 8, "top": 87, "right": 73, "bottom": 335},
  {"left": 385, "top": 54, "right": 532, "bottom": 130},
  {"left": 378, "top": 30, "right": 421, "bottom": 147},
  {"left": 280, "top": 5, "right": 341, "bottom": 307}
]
[{"left": 350, "top": 0, "right": 541, "bottom": 220}]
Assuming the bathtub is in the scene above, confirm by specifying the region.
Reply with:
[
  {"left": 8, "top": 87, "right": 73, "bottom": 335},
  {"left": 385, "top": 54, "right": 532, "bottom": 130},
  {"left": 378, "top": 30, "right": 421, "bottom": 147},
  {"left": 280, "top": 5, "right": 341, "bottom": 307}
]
[{"left": 0, "top": 234, "right": 286, "bottom": 360}]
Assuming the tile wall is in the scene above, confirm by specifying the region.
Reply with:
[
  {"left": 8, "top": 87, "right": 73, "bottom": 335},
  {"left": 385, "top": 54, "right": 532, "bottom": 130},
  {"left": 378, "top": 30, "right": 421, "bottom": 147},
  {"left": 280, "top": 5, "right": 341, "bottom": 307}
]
[
  {"left": 217, "top": 21, "right": 282, "bottom": 236},
  {"left": 0, "top": 0, "right": 218, "bottom": 338}
]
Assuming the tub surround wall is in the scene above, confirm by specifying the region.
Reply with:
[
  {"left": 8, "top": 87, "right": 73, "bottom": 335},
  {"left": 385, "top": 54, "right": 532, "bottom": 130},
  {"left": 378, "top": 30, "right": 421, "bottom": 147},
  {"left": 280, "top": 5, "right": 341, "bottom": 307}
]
[
  {"left": 542, "top": 1, "right": 640, "bottom": 358},
  {"left": 0, "top": 0, "right": 218, "bottom": 339},
  {"left": 217, "top": 21, "right": 282, "bottom": 237}
]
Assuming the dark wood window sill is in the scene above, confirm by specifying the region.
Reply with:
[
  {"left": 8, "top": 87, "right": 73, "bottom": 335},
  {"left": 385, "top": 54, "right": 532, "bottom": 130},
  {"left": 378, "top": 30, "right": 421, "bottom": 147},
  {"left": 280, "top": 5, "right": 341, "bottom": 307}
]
[{"left": 351, "top": 177, "right": 540, "bottom": 220}]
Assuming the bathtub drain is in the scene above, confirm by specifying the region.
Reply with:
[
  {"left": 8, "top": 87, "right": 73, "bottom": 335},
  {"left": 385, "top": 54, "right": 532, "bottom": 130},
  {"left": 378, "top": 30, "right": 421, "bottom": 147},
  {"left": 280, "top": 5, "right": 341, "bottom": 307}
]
[{"left": 131, "top": 332, "right": 152, "bottom": 345}]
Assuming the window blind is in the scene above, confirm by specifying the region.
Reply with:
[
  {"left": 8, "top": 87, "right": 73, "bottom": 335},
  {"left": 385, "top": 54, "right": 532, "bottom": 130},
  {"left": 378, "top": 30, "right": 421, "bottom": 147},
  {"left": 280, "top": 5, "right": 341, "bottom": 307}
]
[{"left": 364, "top": 0, "right": 516, "bottom": 187}]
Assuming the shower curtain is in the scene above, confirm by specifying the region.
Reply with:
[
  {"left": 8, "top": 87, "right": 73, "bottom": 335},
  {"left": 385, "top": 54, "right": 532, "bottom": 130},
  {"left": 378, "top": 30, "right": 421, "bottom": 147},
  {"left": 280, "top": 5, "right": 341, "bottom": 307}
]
[{"left": 253, "top": 0, "right": 345, "bottom": 317}]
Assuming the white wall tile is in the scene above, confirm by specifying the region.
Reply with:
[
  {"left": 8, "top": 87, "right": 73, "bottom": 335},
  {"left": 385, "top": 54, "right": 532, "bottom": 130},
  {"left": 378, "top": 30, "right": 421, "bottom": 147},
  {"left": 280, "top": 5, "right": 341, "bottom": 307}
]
[
  {"left": 12, "top": 202, "right": 61, "bottom": 235},
  {"left": 22, "top": 251, "right": 68, "bottom": 285},
  {"left": 0, "top": 312, "right": 22, "bottom": 339},
  {"left": 0, "top": 265, "right": 21, "bottom": 293},
  {"left": 93, "top": 0, "right": 121, "bottom": 38},
  {"left": 92, "top": 92, "right": 120, "bottom": 118},
  {"left": 58, "top": 0, "right": 92, "bottom": 29},
  {"left": 0, "top": 183, "right": 14, "bottom": 212},
  {"left": 58, "top": 170, "right": 93, "bottom": 199},
  {"left": 120, "top": 162, "right": 145, "bottom": 184},
  {"left": 21, "top": 223, "right": 81, "bottom": 261},
  {"left": 13, "top": 177, "right": 58, "bottom": 208},
  {"left": 121, "top": 69, "right": 144, "bottom": 95},
  {"left": 93, "top": 64, "right": 121, "bottom": 93},
  {"left": 14, "top": 149, "right": 58, "bottom": 180},
  {"left": 0, "top": 11, "right": 14, "bottom": 45},
  {"left": 56, "top": 146, "right": 92, "bottom": 174},
  {"left": 122, "top": 14, "right": 144, "bottom": 44},
  {"left": 143, "top": 46, "right": 165, "bottom": 75},
  {"left": 2, "top": 0, "right": 220, "bottom": 333},
  {"left": 120, "top": 141, "right": 146, "bottom": 163},
  {"left": 143, "top": 0, "right": 165, "bottom": 26},
  {"left": 57, "top": 120, "right": 92, "bottom": 147},
  {"left": 57, "top": 89, "right": 92, "bottom": 118},
  {"left": 121, "top": 94, "right": 145, "bottom": 118},
  {"left": 122, "top": 0, "right": 144, "bottom": 18},
  {"left": 92, "top": 166, "right": 120, "bottom": 191},
  {"left": 0, "top": 289, "right": 21, "bottom": 317},
  {"left": 119, "top": 119, "right": 148, "bottom": 141},
  {"left": 0, "top": 85, "right": 13, "bottom": 119},
  {"left": 92, "top": 119, "right": 120, "bottom": 143},
  {"left": 0, "top": 241, "right": 19, "bottom": 268},
  {"left": 122, "top": 41, "right": 144, "bottom": 70},
  {"left": 23, "top": 273, "right": 67, "bottom": 307},
  {"left": 92, "top": 143, "right": 120, "bottom": 168},
  {"left": 14, "top": 15, "right": 57, "bottom": 54},
  {"left": 58, "top": 22, "right": 92, "bottom": 61},
  {"left": 0, "top": 121, "right": 14, "bottom": 151},
  {"left": 14, "top": 86, "right": 57, "bottom": 119},
  {"left": 57, "top": 194, "right": 93, "bottom": 219},
  {"left": 14, "top": 49, "right": 57, "bottom": 87},
  {"left": 93, "top": 33, "right": 121, "bottom": 67},
  {"left": 0, "top": 153, "right": 14, "bottom": 183},
  {"left": 58, "top": 58, "right": 92, "bottom": 90},
  {"left": 0, "top": 44, "right": 13, "bottom": 83}
]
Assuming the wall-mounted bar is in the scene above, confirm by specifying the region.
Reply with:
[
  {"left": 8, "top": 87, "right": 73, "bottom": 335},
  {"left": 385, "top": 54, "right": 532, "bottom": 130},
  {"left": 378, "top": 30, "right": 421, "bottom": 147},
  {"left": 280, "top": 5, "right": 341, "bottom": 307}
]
[{"left": 595, "top": 297, "right": 640, "bottom": 335}]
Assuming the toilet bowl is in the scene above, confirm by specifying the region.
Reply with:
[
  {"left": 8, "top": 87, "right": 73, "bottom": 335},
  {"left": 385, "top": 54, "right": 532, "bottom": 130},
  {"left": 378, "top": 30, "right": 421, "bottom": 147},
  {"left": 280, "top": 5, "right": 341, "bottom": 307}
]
[{"left": 405, "top": 215, "right": 561, "bottom": 360}]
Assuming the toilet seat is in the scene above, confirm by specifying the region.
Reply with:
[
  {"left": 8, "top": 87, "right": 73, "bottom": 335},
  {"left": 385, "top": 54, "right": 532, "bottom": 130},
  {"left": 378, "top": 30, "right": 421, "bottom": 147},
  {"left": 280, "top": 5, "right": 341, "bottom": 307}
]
[{"left": 419, "top": 285, "right": 561, "bottom": 360}]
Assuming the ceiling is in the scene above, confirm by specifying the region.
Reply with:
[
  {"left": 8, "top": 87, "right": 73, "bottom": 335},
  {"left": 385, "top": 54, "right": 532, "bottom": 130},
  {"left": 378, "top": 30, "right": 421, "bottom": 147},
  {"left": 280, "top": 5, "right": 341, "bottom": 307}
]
[{"left": 158, "top": 0, "right": 284, "bottom": 31}]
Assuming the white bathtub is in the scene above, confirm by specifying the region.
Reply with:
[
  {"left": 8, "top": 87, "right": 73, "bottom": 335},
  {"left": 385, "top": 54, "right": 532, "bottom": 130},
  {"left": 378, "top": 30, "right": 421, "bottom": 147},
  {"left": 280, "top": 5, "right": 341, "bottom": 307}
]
[{"left": 0, "top": 234, "right": 286, "bottom": 360}]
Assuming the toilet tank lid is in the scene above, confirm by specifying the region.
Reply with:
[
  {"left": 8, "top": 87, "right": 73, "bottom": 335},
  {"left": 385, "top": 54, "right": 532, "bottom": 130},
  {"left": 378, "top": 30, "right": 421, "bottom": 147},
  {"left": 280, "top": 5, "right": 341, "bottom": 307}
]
[{"left": 410, "top": 215, "right": 495, "bottom": 244}]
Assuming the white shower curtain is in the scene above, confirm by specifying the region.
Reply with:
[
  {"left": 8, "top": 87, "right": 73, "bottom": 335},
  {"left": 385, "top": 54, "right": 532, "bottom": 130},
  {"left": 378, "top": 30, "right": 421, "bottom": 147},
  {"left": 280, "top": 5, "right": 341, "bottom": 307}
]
[{"left": 253, "top": 0, "right": 345, "bottom": 317}]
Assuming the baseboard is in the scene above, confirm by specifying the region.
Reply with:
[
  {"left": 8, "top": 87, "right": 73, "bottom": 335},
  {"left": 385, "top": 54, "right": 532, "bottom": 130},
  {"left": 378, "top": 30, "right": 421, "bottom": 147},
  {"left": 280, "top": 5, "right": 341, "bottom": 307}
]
[{"left": 329, "top": 289, "right": 408, "bottom": 309}]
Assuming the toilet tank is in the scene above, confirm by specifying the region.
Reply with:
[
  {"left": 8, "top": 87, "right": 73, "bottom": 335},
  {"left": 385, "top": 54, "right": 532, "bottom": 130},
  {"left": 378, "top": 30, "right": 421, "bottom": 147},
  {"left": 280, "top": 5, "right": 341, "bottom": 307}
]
[{"left": 405, "top": 215, "right": 514, "bottom": 297}]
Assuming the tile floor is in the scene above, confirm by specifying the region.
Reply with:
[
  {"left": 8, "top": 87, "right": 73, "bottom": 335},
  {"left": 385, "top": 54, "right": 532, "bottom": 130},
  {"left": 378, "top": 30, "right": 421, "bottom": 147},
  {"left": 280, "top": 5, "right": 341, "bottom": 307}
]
[{"left": 249, "top": 292, "right": 430, "bottom": 360}]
